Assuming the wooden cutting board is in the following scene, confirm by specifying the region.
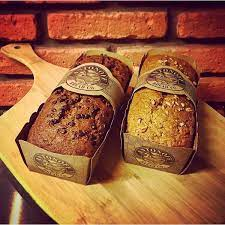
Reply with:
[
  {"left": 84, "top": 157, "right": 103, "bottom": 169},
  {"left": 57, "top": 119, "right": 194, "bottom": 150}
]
[{"left": 0, "top": 43, "right": 225, "bottom": 224}]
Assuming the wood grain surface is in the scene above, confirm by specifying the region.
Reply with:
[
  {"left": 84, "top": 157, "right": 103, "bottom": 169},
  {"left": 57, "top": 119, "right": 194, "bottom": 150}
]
[{"left": 0, "top": 43, "right": 224, "bottom": 224}]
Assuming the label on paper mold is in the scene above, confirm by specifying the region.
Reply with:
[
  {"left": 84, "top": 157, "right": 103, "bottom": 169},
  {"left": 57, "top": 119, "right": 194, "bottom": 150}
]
[{"left": 58, "top": 63, "right": 124, "bottom": 111}]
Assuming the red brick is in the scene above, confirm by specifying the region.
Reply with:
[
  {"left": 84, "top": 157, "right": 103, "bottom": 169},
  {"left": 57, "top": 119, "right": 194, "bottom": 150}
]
[
  {"left": 0, "top": 80, "right": 33, "bottom": 106},
  {"left": 24, "top": 0, "right": 98, "bottom": 3},
  {"left": 2, "top": 44, "right": 225, "bottom": 75},
  {"left": 25, "top": 1, "right": 44, "bottom": 3},
  {"left": 0, "top": 14, "right": 37, "bottom": 41},
  {"left": 46, "top": 0, "right": 99, "bottom": 3},
  {"left": 197, "top": 77, "right": 225, "bottom": 102},
  {"left": 0, "top": 53, "right": 31, "bottom": 75},
  {"left": 177, "top": 10, "right": 225, "bottom": 39},
  {"left": 0, "top": 45, "right": 106, "bottom": 75},
  {"left": 47, "top": 11, "right": 167, "bottom": 40},
  {"left": 117, "top": 45, "right": 155, "bottom": 66},
  {"left": 116, "top": 44, "right": 225, "bottom": 74}
]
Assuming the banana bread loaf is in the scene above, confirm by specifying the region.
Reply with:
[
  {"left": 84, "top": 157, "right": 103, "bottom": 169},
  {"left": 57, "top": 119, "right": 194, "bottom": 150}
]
[
  {"left": 28, "top": 54, "right": 132, "bottom": 157},
  {"left": 127, "top": 54, "right": 198, "bottom": 148}
]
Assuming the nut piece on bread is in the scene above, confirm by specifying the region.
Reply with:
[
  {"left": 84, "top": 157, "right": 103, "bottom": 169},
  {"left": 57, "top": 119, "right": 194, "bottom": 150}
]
[
  {"left": 127, "top": 54, "right": 198, "bottom": 148},
  {"left": 28, "top": 54, "right": 132, "bottom": 157}
]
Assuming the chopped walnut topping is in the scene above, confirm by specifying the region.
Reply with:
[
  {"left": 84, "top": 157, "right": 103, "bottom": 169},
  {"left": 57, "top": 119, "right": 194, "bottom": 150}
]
[
  {"left": 159, "top": 59, "right": 169, "bottom": 66},
  {"left": 185, "top": 107, "right": 192, "bottom": 112},
  {"left": 165, "top": 102, "right": 171, "bottom": 107},
  {"left": 57, "top": 128, "right": 67, "bottom": 134},
  {"left": 91, "top": 123, "right": 97, "bottom": 130},
  {"left": 175, "top": 102, "right": 179, "bottom": 106},
  {"left": 181, "top": 103, "right": 185, "bottom": 107},
  {"left": 179, "top": 122, "right": 185, "bottom": 127},
  {"left": 137, "top": 118, "right": 142, "bottom": 124}
]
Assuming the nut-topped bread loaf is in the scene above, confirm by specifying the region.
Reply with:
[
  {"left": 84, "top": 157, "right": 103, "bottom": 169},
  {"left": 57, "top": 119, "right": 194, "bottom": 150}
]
[
  {"left": 127, "top": 54, "right": 199, "bottom": 148},
  {"left": 28, "top": 54, "right": 132, "bottom": 157}
]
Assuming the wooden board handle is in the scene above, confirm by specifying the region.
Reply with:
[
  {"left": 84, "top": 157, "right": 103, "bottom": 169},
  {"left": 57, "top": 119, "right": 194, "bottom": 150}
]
[
  {"left": 0, "top": 43, "right": 68, "bottom": 133},
  {"left": 1, "top": 43, "right": 42, "bottom": 69}
]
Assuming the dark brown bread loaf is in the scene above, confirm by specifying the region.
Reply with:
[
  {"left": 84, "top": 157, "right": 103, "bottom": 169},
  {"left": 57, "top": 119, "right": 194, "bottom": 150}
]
[{"left": 27, "top": 54, "right": 132, "bottom": 157}]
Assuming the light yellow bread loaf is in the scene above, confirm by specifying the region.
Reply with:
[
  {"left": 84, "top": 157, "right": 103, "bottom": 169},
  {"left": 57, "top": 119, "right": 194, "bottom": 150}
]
[{"left": 127, "top": 54, "right": 198, "bottom": 148}]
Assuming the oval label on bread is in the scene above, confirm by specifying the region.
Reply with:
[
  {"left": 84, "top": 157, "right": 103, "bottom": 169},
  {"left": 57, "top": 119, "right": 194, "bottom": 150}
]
[
  {"left": 58, "top": 62, "right": 124, "bottom": 111},
  {"left": 133, "top": 146, "right": 175, "bottom": 169},
  {"left": 33, "top": 153, "right": 75, "bottom": 178},
  {"left": 66, "top": 64, "right": 109, "bottom": 91},
  {"left": 146, "top": 67, "right": 186, "bottom": 91},
  {"left": 135, "top": 66, "right": 197, "bottom": 107}
]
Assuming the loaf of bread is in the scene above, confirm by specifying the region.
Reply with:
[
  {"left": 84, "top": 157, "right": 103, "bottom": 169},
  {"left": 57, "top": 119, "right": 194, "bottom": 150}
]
[
  {"left": 28, "top": 54, "right": 132, "bottom": 157},
  {"left": 127, "top": 54, "right": 198, "bottom": 148}
]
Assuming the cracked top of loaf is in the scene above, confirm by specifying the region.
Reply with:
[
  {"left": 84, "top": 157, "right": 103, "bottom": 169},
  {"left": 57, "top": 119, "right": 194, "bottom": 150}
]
[
  {"left": 27, "top": 54, "right": 132, "bottom": 157},
  {"left": 126, "top": 54, "right": 198, "bottom": 148}
]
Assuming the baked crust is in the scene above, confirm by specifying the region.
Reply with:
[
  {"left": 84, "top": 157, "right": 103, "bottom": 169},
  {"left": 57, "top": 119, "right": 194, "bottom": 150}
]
[
  {"left": 127, "top": 54, "right": 198, "bottom": 148},
  {"left": 28, "top": 54, "right": 132, "bottom": 157}
]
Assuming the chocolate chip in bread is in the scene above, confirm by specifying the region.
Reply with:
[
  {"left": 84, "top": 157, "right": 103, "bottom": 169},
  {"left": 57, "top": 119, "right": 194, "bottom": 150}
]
[{"left": 27, "top": 54, "right": 132, "bottom": 157}]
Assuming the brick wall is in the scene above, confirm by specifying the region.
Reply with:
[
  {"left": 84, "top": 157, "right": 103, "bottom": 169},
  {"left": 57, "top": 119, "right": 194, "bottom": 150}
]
[{"left": 0, "top": 1, "right": 225, "bottom": 116}]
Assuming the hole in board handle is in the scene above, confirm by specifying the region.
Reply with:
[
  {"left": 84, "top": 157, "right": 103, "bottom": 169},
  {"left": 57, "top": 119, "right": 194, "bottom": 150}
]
[{"left": 14, "top": 46, "right": 21, "bottom": 49}]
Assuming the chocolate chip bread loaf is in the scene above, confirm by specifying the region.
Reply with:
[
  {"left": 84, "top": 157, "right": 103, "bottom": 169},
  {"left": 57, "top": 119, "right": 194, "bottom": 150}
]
[
  {"left": 28, "top": 54, "right": 132, "bottom": 157},
  {"left": 127, "top": 54, "right": 198, "bottom": 148}
]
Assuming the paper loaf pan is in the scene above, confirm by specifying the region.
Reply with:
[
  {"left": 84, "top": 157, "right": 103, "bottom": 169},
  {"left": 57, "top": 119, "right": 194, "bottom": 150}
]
[
  {"left": 121, "top": 98, "right": 198, "bottom": 174},
  {"left": 15, "top": 50, "right": 133, "bottom": 184},
  {"left": 16, "top": 104, "right": 104, "bottom": 184},
  {"left": 121, "top": 50, "right": 199, "bottom": 174}
]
